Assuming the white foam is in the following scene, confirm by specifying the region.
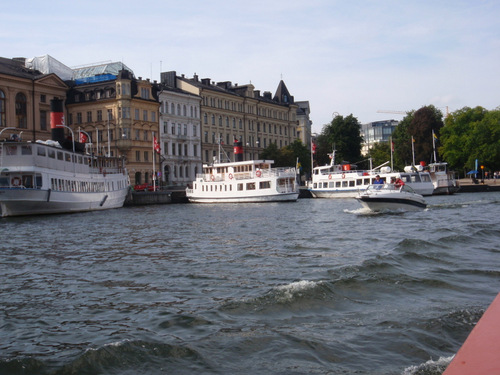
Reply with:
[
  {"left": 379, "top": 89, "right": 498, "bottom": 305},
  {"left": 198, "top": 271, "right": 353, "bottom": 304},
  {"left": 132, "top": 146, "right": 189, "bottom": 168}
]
[{"left": 402, "top": 355, "right": 454, "bottom": 375}]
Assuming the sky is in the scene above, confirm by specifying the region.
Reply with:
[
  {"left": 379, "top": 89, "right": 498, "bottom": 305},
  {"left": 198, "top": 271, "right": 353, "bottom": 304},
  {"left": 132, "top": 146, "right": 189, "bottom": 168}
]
[{"left": 2, "top": 0, "right": 499, "bottom": 133}]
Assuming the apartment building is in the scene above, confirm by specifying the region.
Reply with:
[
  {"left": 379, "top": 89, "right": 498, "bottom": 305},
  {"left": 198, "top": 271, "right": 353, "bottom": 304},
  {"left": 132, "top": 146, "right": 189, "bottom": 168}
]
[
  {"left": 171, "top": 74, "right": 299, "bottom": 164},
  {"left": 65, "top": 64, "right": 160, "bottom": 185},
  {"left": 158, "top": 71, "right": 202, "bottom": 186}
]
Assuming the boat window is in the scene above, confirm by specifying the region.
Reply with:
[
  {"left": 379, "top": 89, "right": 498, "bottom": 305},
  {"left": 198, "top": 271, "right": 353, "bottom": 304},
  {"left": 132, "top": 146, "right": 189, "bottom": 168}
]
[
  {"left": 246, "top": 182, "right": 256, "bottom": 190},
  {"left": 0, "top": 177, "right": 8, "bottom": 187},
  {"left": 342, "top": 181, "right": 348, "bottom": 187},
  {"left": 364, "top": 178, "right": 370, "bottom": 185},
  {"left": 411, "top": 174, "right": 421, "bottom": 183},
  {"left": 313, "top": 183, "right": 317, "bottom": 188},
  {"left": 7, "top": 145, "right": 17, "bottom": 155},
  {"left": 329, "top": 182, "right": 334, "bottom": 188},
  {"left": 78, "top": 156, "right": 83, "bottom": 164},
  {"left": 336, "top": 181, "right": 341, "bottom": 187},
  {"left": 356, "top": 179, "right": 363, "bottom": 186},
  {"left": 421, "top": 174, "right": 431, "bottom": 182},
  {"left": 65, "top": 153, "right": 72, "bottom": 162},
  {"left": 37, "top": 147, "right": 46, "bottom": 156},
  {"left": 259, "top": 181, "right": 270, "bottom": 189},
  {"left": 57, "top": 151, "right": 64, "bottom": 161},
  {"left": 48, "top": 149, "right": 55, "bottom": 159},
  {"left": 21, "top": 145, "right": 32, "bottom": 155},
  {"left": 349, "top": 180, "right": 355, "bottom": 187},
  {"left": 22, "top": 175, "right": 33, "bottom": 188},
  {"left": 237, "top": 183, "right": 243, "bottom": 191}
]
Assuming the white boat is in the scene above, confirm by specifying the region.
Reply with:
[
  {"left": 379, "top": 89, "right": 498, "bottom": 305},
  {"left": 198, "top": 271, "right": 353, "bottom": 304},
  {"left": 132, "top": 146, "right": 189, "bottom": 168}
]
[
  {"left": 356, "top": 184, "right": 427, "bottom": 212},
  {"left": 186, "top": 145, "right": 299, "bottom": 204},
  {"left": 0, "top": 139, "right": 130, "bottom": 217},
  {"left": 307, "top": 151, "right": 434, "bottom": 198},
  {"left": 427, "top": 162, "right": 460, "bottom": 195}
]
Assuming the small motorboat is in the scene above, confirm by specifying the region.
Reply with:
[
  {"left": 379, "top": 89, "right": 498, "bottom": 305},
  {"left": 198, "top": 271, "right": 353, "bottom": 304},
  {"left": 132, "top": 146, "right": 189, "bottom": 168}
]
[{"left": 356, "top": 184, "right": 427, "bottom": 212}]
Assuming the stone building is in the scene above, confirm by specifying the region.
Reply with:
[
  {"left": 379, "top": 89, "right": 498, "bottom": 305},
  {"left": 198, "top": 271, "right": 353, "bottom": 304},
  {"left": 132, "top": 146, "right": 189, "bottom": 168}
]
[
  {"left": 172, "top": 74, "right": 299, "bottom": 164},
  {"left": 158, "top": 71, "right": 202, "bottom": 186},
  {"left": 296, "top": 101, "right": 312, "bottom": 150},
  {"left": 0, "top": 57, "right": 68, "bottom": 141},
  {"left": 65, "top": 63, "right": 160, "bottom": 185}
]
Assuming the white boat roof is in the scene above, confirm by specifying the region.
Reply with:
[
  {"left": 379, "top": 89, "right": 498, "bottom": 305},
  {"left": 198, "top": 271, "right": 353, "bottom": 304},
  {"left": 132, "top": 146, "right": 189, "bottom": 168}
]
[{"left": 204, "top": 159, "right": 275, "bottom": 168}]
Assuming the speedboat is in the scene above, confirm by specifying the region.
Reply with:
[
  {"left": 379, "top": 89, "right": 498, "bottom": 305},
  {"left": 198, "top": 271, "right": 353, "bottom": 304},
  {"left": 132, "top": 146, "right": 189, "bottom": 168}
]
[{"left": 356, "top": 184, "right": 427, "bottom": 212}]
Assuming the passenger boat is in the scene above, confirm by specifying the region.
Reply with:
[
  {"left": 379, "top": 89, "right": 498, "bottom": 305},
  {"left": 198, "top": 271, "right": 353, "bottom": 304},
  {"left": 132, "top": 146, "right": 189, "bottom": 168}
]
[
  {"left": 427, "top": 162, "right": 460, "bottom": 195},
  {"left": 186, "top": 141, "right": 298, "bottom": 203},
  {"left": 0, "top": 100, "right": 129, "bottom": 217},
  {"left": 307, "top": 151, "right": 434, "bottom": 198},
  {"left": 356, "top": 184, "right": 427, "bottom": 212}
]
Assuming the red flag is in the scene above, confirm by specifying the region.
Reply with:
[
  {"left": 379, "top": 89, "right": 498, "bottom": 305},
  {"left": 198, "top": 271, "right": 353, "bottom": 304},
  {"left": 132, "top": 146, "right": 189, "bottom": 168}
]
[
  {"left": 79, "top": 132, "right": 88, "bottom": 143},
  {"left": 391, "top": 140, "right": 395, "bottom": 152},
  {"left": 153, "top": 136, "right": 161, "bottom": 154},
  {"left": 312, "top": 141, "right": 316, "bottom": 154}
]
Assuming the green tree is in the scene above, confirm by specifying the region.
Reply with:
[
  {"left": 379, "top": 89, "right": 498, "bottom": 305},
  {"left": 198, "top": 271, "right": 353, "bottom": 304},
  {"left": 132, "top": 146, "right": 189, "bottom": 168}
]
[
  {"left": 367, "top": 141, "right": 391, "bottom": 170},
  {"left": 409, "top": 105, "right": 444, "bottom": 164},
  {"left": 315, "top": 114, "right": 363, "bottom": 166},
  {"left": 391, "top": 110, "right": 414, "bottom": 169},
  {"left": 440, "top": 106, "right": 500, "bottom": 175}
]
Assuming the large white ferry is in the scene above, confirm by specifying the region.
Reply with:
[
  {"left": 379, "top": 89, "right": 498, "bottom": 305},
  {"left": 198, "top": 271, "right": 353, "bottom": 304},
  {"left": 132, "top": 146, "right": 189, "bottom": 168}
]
[
  {"left": 0, "top": 140, "right": 130, "bottom": 217},
  {"left": 186, "top": 141, "right": 298, "bottom": 203},
  {"left": 0, "top": 99, "right": 129, "bottom": 217},
  {"left": 307, "top": 151, "right": 434, "bottom": 198}
]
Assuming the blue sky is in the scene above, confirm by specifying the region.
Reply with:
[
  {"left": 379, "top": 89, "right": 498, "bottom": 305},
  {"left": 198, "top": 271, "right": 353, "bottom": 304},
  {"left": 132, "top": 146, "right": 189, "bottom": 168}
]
[{"left": 2, "top": 0, "right": 499, "bottom": 133}]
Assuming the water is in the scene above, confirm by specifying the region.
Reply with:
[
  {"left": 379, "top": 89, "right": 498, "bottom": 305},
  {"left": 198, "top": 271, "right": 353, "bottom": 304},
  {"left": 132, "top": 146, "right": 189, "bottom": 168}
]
[{"left": 1, "top": 192, "right": 499, "bottom": 375}]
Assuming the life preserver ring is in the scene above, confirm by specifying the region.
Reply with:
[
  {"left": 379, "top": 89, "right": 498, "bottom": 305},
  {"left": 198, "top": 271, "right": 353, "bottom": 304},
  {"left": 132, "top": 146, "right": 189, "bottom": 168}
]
[
  {"left": 228, "top": 173, "right": 233, "bottom": 180},
  {"left": 210, "top": 174, "right": 215, "bottom": 181},
  {"left": 256, "top": 170, "right": 262, "bottom": 177},
  {"left": 342, "top": 173, "right": 346, "bottom": 179},
  {"left": 12, "top": 177, "right": 21, "bottom": 186},
  {"left": 328, "top": 174, "right": 332, "bottom": 179}
]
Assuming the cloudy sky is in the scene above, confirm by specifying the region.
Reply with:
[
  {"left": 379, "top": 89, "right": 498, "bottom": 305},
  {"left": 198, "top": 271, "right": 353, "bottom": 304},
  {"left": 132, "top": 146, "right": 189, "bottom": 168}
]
[{"left": 2, "top": 0, "right": 499, "bottom": 133}]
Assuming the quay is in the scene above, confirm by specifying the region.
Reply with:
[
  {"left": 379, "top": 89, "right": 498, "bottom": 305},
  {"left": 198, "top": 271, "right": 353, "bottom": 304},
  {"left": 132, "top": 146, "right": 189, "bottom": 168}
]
[{"left": 457, "top": 178, "right": 500, "bottom": 193}]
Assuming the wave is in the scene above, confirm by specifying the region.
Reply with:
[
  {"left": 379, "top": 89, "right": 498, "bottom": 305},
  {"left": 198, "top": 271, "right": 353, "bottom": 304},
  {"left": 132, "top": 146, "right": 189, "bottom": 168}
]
[
  {"left": 402, "top": 355, "right": 454, "bottom": 375},
  {"left": 0, "top": 340, "right": 211, "bottom": 375}
]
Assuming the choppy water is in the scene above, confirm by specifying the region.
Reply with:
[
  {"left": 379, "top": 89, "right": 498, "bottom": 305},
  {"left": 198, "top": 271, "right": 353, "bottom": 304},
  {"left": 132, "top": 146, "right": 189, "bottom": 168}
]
[{"left": 1, "top": 192, "right": 499, "bottom": 375}]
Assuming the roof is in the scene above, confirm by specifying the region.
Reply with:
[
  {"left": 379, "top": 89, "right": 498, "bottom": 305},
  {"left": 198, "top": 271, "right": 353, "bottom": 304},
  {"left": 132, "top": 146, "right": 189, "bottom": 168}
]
[
  {"left": 72, "top": 62, "right": 134, "bottom": 80},
  {"left": 0, "top": 57, "right": 43, "bottom": 80}
]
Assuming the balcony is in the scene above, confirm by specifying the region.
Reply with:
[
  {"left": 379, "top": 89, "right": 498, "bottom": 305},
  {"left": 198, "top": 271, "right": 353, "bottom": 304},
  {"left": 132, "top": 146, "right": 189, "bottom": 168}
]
[{"left": 116, "top": 139, "right": 133, "bottom": 152}]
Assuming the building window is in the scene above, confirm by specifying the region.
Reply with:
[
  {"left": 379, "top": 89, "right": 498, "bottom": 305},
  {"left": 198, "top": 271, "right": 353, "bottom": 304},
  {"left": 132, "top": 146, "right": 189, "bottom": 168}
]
[
  {"left": 141, "top": 88, "right": 150, "bottom": 99},
  {"left": 87, "top": 111, "right": 92, "bottom": 123},
  {"left": 183, "top": 105, "right": 187, "bottom": 116},
  {"left": 204, "top": 113, "right": 208, "bottom": 124},
  {"left": 143, "top": 110, "right": 148, "bottom": 121},
  {"left": 135, "top": 151, "right": 140, "bottom": 161},
  {"left": 171, "top": 124, "right": 175, "bottom": 135},
  {"left": 151, "top": 111, "right": 156, "bottom": 122},
  {"left": 135, "top": 109, "right": 140, "bottom": 120},
  {"left": 0, "top": 90, "right": 6, "bottom": 127},
  {"left": 192, "top": 124, "right": 197, "bottom": 137},
  {"left": 144, "top": 130, "right": 148, "bottom": 141},
  {"left": 107, "top": 109, "right": 113, "bottom": 120},
  {"left": 184, "top": 124, "right": 187, "bottom": 136},
  {"left": 76, "top": 112, "right": 82, "bottom": 124},
  {"left": 15, "top": 93, "right": 27, "bottom": 128},
  {"left": 97, "top": 110, "right": 102, "bottom": 122},
  {"left": 193, "top": 144, "right": 197, "bottom": 157},
  {"left": 144, "top": 151, "right": 149, "bottom": 161},
  {"left": 40, "top": 110, "right": 47, "bottom": 130}
]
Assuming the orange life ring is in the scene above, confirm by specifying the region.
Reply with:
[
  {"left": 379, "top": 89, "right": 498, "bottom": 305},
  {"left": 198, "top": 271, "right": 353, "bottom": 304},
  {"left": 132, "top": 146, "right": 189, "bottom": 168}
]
[
  {"left": 342, "top": 173, "right": 346, "bottom": 179},
  {"left": 210, "top": 174, "right": 215, "bottom": 181},
  {"left": 256, "top": 170, "right": 262, "bottom": 177},
  {"left": 12, "top": 177, "right": 21, "bottom": 186},
  {"left": 228, "top": 173, "right": 233, "bottom": 180},
  {"left": 328, "top": 174, "right": 332, "bottom": 180}
]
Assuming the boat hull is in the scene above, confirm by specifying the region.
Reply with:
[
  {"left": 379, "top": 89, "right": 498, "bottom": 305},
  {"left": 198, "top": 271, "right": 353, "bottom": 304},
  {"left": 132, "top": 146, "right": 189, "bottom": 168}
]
[
  {"left": 0, "top": 188, "right": 129, "bottom": 217},
  {"left": 356, "top": 196, "right": 427, "bottom": 212},
  {"left": 187, "top": 192, "right": 299, "bottom": 203}
]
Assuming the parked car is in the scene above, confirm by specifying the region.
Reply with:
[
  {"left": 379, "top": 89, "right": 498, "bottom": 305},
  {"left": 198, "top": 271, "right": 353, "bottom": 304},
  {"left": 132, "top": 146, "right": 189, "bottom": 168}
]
[{"left": 133, "top": 183, "right": 159, "bottom": 192}]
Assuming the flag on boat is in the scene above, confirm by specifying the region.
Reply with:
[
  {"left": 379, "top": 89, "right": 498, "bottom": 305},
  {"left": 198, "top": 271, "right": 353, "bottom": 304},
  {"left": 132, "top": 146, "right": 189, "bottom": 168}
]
[
  {"left": 79, "top": 132, "right": 88, "bottom": 143},
  {"left": 153, "top": 136, "right": 161, "bottom": 154},
  {"left": 312, "top": 141, "right": 316, "bottom": 154}
]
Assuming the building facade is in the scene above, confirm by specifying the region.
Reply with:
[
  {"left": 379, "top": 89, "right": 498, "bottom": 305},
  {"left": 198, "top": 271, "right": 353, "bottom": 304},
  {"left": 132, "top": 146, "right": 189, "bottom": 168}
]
[
  {"left": 0, "top": 57, "right": 68, "bottom": 141},
  {"left": 65, "top": 65, "right": 160, "bottom": 185},
  {"left": 360, "top": 119, "right": 399, "bottom": 155},
  {"left": 158, "top": 71, "right": 202, "bottom": 186},
  {"left": 174, "top": 74, "right": 300, "bottom": 164},
  {"left": 296, "top": 101, "right": 312, "bottom": 150}
]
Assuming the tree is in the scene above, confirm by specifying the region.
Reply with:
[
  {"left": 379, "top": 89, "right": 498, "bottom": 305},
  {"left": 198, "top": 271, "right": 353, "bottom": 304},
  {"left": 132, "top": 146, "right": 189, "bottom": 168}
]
[
  {"left": 440, "top": 106, "right": 500, "bottom": 175},
  {"left": 315, "top": 114, "right": 363, "bottom": 166},
  {"left": 391, "top": 110, "right": 414, "bottom": 170},
  {"left": 367, "top": 141, "right": 391, "bottom": 170},
  {"left": 408, "top": 105, "right": 444, "bottom": 164}
]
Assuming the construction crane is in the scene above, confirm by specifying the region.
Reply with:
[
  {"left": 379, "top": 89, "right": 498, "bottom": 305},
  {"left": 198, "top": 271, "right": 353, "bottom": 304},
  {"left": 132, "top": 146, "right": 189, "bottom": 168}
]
[{"left": 377, "top": 110, "right": 407, "bottom": 115}]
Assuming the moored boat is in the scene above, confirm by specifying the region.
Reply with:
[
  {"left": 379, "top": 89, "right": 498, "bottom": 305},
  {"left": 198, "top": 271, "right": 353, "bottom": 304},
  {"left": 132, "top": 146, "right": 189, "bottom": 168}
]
[
  {"left": 307, "top": 151, "right": 434, "bottom": 198},
  {"left": 356, "top": 183, "right": 427, "bottom": 212},
  {"left": 0, "top": 99, "right": 130, "bottom": 217},
  {"left": 186, "top": 141, "right": 298, "bottom": 203}
]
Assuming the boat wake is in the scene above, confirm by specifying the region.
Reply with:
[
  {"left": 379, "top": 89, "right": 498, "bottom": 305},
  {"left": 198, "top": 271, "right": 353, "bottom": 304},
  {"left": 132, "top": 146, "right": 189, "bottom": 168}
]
[{"left": 402, "top": 355, "right": 454, "bottom": 375}]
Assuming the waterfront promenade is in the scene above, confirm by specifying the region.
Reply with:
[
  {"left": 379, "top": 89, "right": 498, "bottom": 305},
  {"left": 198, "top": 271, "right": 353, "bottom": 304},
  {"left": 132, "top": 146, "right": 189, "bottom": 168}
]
[{"left": 457, "top": 177, "right": 500, "bottom": 193}]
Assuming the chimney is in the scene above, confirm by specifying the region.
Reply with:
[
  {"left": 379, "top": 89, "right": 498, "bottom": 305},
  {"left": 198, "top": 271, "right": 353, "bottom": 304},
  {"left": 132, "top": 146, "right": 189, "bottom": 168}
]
[
  {"left": 50, "top": 98, "right": 65, "bottom": 143},
  {"left": 234, "top": 139, "right": 243, "bottom": 162}
]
